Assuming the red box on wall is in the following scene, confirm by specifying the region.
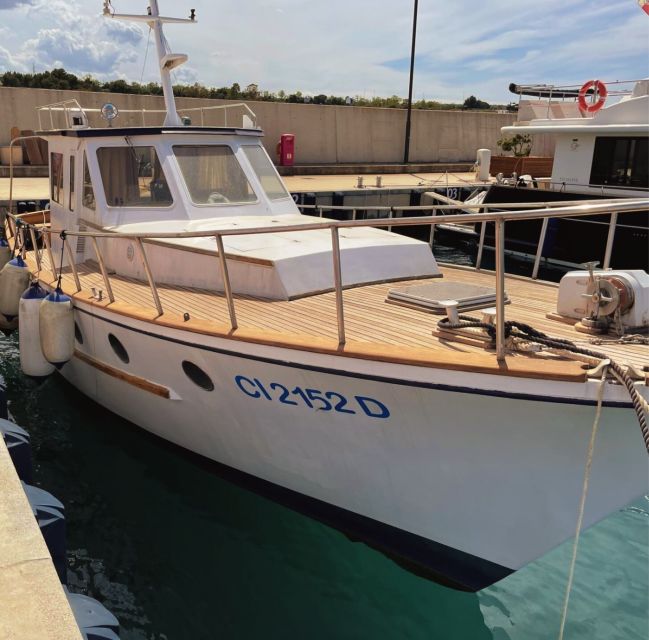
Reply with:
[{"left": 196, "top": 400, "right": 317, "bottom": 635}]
[{"left": 277, "top": 134, "right": 295, "bottom": 166}]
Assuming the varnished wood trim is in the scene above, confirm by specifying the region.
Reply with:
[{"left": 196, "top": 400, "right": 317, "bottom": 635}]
[
  {"left": 69, "top": 296, "right": 587, "bottom": 383},
  {"left": 15, "top": 210, "right": 50, "bottom": 225},
  {"left": 74, "top": 349, "right": 171, "bottom": 399}
]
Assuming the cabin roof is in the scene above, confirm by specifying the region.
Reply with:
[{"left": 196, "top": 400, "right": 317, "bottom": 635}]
[{"left": 36, "top": 126, "right": 264, "bottom": 139}]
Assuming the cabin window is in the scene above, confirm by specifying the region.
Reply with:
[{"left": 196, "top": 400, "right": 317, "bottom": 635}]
[
  {"left": 242, "top": 145, "right": 290, "bottom": 201},
  {"left": 589, "top": 137, "right": 648, "bottom": 189},
  {"left": 50, "top": 152, "right": 64, "bottom": 204},
  {"left": 69, "top": 156, "right": 75, "bottom": 211},
  {"left": 97, "top": 146, "right": 173, "bottom": 207},
  {"left": 173, "top": 145, "right": 256, "bottom": 205},
  {"left": 82, "top": 152, "right": 95, "bottom": 210}
]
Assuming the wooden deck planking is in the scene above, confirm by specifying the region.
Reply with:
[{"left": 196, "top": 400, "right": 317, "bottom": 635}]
[{"left": 28, "top": 251, "right": 647, "bottom": 369}]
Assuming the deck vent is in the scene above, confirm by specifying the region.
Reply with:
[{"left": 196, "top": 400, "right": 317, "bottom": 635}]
[{"left": 386, "top": 282, "right": 508, "bottom": 314}]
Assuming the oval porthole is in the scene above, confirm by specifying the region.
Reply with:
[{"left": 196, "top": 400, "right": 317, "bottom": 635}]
[
  {"left": 108, "top": 333, "right": 129, "bottom": 364},
  {"left": 181, "top": 361, "right": 214, "bottom": 392},
  {"left": 74, "top": 322, "right": 84, "bottom": 345}
]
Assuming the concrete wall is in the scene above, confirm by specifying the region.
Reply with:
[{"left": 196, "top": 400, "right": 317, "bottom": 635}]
[{"left": 0, "top": 86, "right": 555, "bottom": 163}]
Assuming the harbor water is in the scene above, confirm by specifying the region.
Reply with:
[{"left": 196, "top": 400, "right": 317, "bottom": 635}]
[{"left": 1, "top": 244, "right": 647, "bottom": 639}]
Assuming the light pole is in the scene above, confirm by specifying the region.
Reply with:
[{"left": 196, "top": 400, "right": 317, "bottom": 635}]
[{"left": 403, "top": 0, "right": 419, "bottom": 164}]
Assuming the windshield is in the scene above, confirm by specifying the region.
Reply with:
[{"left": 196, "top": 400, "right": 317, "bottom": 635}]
[
  {"left": 173, "top": 145, "right": 256, "bottom": 205},
  {"left": 242, "top": 146, "right": 290, "bottom": 201}
]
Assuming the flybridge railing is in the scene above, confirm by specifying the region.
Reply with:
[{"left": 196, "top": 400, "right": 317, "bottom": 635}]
[
  {"left": 37, "top": 100, "right": 259, "bottom": 130},
  {"left": 511, "top": 78, "right": 645, "bottom": 120},
  {"left": 6, "top": 199, "right": 648, "bottom": 361}
]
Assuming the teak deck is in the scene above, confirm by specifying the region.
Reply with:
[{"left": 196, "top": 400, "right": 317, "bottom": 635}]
[{"left": 26, "top": 249, "right": 648, "bottom": 379}]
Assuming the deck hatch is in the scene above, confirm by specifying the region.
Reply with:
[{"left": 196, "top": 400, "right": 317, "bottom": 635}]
[{"left": 387, "top": 282, "right": 508, "bottom": 314}]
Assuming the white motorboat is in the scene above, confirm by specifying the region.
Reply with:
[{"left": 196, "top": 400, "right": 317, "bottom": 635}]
[
  {"left": 455, "top": 79, "right": 649, "bottom": 270},
  {"left": 4, "top": 1, "right": 648, "bottom": 592}
]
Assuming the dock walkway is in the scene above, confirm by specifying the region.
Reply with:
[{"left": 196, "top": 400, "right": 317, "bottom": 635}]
[
  {"left": 0, "top": 436, "right": 82, "bottom": 639},
  {"left": 0, "top": 171, "right": 486, "bottom": 207}
]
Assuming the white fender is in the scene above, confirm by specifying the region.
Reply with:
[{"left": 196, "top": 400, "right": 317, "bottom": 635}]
[
  {"left": 19, "top": 283, "right": 55, "bottom": 378},
  {"left": 0, "top": 256, "right": 31, "bottom": 319},
  {"left": 0, "top": 238, "right": 11, "bottom": 271},
  {"left": 39, "top": 289, "right": 75, "bottom": 368}
]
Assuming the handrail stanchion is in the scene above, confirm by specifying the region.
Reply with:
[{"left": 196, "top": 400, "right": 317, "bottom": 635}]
[
  {"left": 495, "top": 219, "right": 506, "bottom": 361},
  {"left": 29, "top": 227, "right": 42, "bottom": 271},
  {"left": 64, "top": 240, "right": 82, "bottom": 292},
  {"left": 429, "top": 208, "right": 437, "bottom": 248},
  {"left": 215, "top": 234, "right": 238, "bottom": 330},
  {"left": 531, "top": 217, "right": 549, "bottom": 280},
  {"left": 318, "top": 206, "right": 323, "bottom": 218},
  {"left": 388, "top": 207, "right": 394, "bottom": 233},
  {"left": 136, "top": 239, "right": 163, "bottom": 316},
  {"left": 330, "top": 226, "right": 346, "bottom": 346},
  {"left": 90, "top": 237, "right": 115, "bottom": 303},
  {"left": 42, "top": 229, "right": 58, "bottom": 282},
  {"left": 476, "top": 221, "right": 487, "bottom": 270},
  {"left": 602, "top": 212, "right": 618, "bottom": 270},
  {"left": 18, "top": 227, "right": 26, "bottom": 259}
]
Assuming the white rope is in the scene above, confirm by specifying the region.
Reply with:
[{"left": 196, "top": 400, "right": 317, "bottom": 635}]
[{"left": 557, "top": 365, "right": 608, "bottom": 640}]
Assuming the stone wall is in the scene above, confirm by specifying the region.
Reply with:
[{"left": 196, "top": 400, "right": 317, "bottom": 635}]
[{"left": 0, "top": 86, "right": 555, "bottom": 164}]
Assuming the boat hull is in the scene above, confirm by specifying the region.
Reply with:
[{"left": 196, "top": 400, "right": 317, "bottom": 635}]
[{"left": 61, "top": 302, "right": 648, "bottom": 591}]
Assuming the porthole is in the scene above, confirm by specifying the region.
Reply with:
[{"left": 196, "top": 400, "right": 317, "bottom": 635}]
[
  {"left": 74, "top": 322, "right": 83, "bottom": 345},
  {"left": 181, "top": 361, "right": 214, "bottom": 392},
  {"left": 108, "top": 333, "right": 129, "bottom": 364}
]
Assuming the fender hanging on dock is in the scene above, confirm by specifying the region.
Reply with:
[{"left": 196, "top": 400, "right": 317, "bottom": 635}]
[
  {"left": 39, "top": 288, "right": 75, "bottom": 368},
  {"left": 0, "top": 255, "right": 31, "bottom": 321},
  {"left": 19, "top": 282, "right": 56, "bottom": 378}
]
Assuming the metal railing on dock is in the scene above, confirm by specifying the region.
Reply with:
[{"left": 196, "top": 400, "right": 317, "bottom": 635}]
[{"left": 6, "top": 198, "right": 648, "bottom": 362}]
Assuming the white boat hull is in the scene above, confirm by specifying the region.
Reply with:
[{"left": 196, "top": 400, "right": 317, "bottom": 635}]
[{"left": 62, "top": 302, "right": 648, "bottom": 591}]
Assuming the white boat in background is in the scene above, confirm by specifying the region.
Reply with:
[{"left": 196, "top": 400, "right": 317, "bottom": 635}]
[
  {"left": 3, "top": 1, "right": 648, "bottom": 592},
  {"left": 460, "top": 78, "right": 649, "bottom": 270}
]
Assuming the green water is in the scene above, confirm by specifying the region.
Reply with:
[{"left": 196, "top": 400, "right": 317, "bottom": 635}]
[{"left": 1, "top": 335, "right": 647, "bottom": 640}]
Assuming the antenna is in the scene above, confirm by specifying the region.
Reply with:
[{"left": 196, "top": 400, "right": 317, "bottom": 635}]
[{"left": 103, "top": 1, "right": 197, "bottom": 126}]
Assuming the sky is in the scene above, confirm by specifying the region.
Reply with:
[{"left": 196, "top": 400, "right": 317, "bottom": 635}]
[{"left": 0, "top": 0, "right": 647, "bottom": 103}]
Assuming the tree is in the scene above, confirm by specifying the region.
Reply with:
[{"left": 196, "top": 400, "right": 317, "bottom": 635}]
[
  {"left": 463, "top": 95, "right": 490, "bottom": 110},
  {"left": 497, "top": 133, "right": 532, "bottom": 157}
]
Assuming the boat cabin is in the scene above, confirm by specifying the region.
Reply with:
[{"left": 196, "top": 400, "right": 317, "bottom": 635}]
[{"left": 41, "top": 123, "right": 439, "bottom": 300}]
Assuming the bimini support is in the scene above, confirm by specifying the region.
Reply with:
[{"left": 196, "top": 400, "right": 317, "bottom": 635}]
[{"left": 103, "top": 0, "right": 196, "bottom": 126}]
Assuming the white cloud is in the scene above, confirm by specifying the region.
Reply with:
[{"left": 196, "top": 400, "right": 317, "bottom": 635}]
[{"left": 0, "top": 0, "right": 646, "bottom": 102}]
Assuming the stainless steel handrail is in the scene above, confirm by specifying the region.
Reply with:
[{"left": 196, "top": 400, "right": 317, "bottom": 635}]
[
  {"left": 136, "top": 239, "right": 163, "bottom": 316},
  {"left": 215, "top": 234, "right": 237, "bottom": 330},
  {"left": 44, "top": 200, "right": 649, "bottom": 239},
  {"left": 7, "top": 199, "right": 648, "bottom": 361},
  {"left": 90, "top": 237, "right": 115, "bottom": 303},
  {"left": 330, "top": 227, "right": 346, "bottom": 346}
]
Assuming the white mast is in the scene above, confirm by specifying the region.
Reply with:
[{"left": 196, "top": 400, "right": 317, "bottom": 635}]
[{"left": 103, "top": 1, "right": 196, "bottom": 126}]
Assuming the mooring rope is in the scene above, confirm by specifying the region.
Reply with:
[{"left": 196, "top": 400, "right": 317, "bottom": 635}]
[
  {"left": 56, "top": 231, "right": 66, "bottom": 292},
  {"left": 557, "top": 365, "right": 608, "bottom": 640}
]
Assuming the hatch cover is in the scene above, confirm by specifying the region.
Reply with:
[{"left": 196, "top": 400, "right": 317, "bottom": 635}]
[{"left": 387, "top": 281, "right": 508, "bottom": 313}]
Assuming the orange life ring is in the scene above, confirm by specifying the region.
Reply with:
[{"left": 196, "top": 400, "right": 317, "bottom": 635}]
[{"left": 578, "top": 80, "right": 607, "bottom": 113}]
